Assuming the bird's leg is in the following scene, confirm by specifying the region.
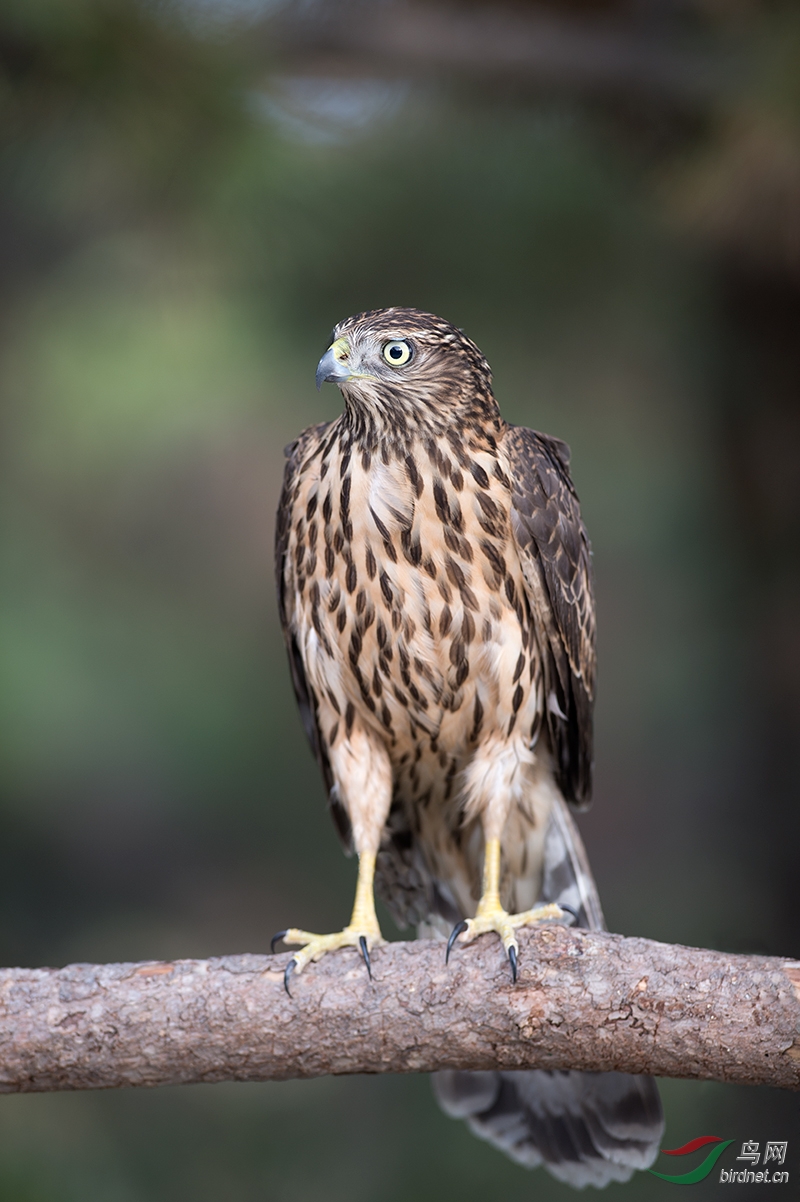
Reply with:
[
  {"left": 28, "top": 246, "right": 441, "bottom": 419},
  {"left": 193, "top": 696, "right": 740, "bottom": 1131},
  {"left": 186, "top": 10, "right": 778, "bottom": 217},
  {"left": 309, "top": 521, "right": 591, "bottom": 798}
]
[
  {"left": 274, "top": 850, "right": 384, "bottom": 993},
  {"left": 446, "top": 838, "right": 568, "bottom": 982},
  {"left": 272, "top": 724, "right": 390, "bottom": 994}
]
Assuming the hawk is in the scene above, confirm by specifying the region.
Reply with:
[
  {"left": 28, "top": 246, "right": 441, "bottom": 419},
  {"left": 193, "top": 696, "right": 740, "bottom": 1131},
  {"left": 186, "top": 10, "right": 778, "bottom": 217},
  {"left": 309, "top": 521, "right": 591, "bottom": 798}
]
[{"left": 274, "top": 308, "right": 664, "bottom": 1187}]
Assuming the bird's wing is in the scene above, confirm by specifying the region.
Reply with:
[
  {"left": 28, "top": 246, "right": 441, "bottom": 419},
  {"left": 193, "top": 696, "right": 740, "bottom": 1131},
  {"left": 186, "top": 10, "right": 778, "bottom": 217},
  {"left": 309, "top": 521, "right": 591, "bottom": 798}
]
[
  {"left": 504, "top": 424, "right": 596, "bottom": 807},
  {"left": 274, "top": 421, "right": 353, "bottom": 850}
]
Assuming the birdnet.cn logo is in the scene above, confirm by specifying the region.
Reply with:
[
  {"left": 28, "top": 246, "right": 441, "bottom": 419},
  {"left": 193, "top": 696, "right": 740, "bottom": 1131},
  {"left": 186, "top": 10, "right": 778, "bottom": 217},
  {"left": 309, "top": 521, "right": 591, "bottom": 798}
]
[{"left": 648, "top": 1136, "right": 790, "bottom": 1185}]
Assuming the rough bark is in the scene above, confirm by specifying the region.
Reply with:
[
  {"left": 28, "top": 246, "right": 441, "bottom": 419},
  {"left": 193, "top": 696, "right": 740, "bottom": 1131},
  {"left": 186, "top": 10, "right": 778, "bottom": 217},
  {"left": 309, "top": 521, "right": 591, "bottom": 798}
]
[{"left": 1, "top": 927, "right": 799, "bottom": 1094}]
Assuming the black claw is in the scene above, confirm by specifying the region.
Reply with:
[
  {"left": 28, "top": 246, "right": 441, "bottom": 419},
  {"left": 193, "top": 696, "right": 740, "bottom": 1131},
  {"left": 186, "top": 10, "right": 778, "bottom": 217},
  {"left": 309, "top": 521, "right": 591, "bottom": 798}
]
[
  {"left": 284, "top": 958, "right": 296, "bottom": 997},
  {"left": 271, "top": 930, "right": 288, "bottom": 954},
  {"left": 446, "top": 920, "right": 469, "bottom": 964},
  {"left": 559, "top": 905, "right": 580, "bottom": 926},
  {"left": 508, "top": 944, "right": 518, "bottom": 984},
  {"left": 359, "top": 935, "right": 372, "bottom": 979}
]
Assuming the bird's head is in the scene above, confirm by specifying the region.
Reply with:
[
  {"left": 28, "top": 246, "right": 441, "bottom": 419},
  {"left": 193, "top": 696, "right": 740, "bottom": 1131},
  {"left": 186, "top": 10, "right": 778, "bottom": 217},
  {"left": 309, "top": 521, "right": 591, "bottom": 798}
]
[{"left": 316, "top": 308, "right": 498, "bottom": 435}]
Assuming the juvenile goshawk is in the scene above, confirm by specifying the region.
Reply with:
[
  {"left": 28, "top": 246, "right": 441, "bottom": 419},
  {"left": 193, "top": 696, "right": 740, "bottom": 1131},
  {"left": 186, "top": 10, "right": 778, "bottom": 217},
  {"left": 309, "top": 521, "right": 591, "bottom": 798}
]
[{"left": 274, "top": 308, "right": 664, "bottom": 1188}]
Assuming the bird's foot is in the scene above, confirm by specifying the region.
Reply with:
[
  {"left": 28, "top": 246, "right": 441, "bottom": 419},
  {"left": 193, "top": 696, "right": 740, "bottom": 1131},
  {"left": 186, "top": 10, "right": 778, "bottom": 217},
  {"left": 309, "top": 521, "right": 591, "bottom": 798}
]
[
  {"left": 446, "top": 900, "right": 572, "bottom": 983},
  {"left": 272, "top": 923, "right": 384, "bottom": 995}
]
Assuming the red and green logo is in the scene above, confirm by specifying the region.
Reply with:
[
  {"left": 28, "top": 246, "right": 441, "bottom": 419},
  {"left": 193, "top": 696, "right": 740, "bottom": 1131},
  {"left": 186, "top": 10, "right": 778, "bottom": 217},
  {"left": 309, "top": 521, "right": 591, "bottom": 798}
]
[{"left": 649, "top": 1137, "right": 735, "bottom": 1184}]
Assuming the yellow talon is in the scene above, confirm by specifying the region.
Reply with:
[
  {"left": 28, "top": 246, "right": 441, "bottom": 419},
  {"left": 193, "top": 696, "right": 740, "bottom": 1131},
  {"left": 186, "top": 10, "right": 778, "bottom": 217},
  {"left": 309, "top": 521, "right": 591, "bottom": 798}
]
[
  {"left": 282, "top": 923, "right": 384, "bottom": 972},
  {"left": 446, "top": 838, "right": 569, "bottom": 981},
  {"left": 462, "top": 901, "right": 566, "bottom": 949},
  {"left": 273, "top": 851, "right": 384, "bottom": 994}
]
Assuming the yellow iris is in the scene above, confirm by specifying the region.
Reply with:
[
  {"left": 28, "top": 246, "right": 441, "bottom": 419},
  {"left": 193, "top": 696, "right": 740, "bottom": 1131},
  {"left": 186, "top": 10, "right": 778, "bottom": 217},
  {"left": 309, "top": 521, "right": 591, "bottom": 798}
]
[{"left": 382, "top": 339, "right": 412, "bottom": 367}]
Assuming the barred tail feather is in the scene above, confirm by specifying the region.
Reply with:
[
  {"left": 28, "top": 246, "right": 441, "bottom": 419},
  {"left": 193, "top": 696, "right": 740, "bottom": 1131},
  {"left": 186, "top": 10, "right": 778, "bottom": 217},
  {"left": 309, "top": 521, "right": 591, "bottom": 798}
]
[
  {"left": 433, "top": 1069, "right": 663, "bottom": 1188},
  {"left": 431, "top": 798, "right": 664, "bottom": 1189},
  {"left": 540, "top": 795, "right": 605, "bottom": 930}
]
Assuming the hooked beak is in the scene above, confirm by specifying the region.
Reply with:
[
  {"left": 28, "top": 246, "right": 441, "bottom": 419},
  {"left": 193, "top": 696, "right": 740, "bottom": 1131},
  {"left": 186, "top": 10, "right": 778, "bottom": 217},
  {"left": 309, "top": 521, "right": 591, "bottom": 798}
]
[{"left": 316, "top": 337, "right": 353, "bottom": 391}]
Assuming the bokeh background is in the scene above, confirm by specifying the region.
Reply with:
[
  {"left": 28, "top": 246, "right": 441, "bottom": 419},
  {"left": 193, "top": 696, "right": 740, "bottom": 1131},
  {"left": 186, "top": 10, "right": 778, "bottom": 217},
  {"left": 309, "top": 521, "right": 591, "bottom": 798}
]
[{"left": 1, "top": 1, "right": 799, "bottom": 1198}]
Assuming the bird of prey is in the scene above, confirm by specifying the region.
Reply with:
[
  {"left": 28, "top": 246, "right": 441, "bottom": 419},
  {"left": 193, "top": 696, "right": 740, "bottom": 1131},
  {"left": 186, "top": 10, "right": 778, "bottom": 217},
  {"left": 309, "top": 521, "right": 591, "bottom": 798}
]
[{"left": 274, "top": 308, "right": 664, "bottom": 1187}]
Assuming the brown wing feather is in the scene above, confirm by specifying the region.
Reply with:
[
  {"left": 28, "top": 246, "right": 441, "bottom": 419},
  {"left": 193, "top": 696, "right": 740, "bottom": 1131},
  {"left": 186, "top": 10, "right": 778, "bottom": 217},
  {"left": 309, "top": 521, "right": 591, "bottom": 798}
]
[
  {"left": 505, "top": 425, "right": 596, "bottom": 807},
  {"left": 274, "top": 423, "right": 353, "bottom": 850}
]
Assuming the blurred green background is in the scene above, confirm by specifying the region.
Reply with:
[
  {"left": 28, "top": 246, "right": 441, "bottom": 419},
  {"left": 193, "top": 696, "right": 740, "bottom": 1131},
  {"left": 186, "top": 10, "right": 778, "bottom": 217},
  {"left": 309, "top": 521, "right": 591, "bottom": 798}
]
[{"left": 0, "top": 0, "right": 798, "bottom": 1197}]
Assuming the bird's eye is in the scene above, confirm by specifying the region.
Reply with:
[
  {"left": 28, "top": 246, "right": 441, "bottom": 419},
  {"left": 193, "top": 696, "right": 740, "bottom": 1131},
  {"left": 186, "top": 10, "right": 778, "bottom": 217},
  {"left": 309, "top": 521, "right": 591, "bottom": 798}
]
[{"left": 382, "top": 339, "right": 413, "bottom": 367}]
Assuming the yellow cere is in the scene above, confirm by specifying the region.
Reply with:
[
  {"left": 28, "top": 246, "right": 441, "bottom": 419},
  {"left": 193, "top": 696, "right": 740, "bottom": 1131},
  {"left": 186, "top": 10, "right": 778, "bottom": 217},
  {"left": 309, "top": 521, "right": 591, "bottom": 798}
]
[{"left": 331, "top": 336, "right": 350, "bottom": 363}]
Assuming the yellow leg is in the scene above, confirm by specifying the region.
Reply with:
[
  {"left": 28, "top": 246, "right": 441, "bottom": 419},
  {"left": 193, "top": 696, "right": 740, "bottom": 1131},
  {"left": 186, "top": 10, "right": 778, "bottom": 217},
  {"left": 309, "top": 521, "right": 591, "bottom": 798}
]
[
  {"left": 446, "top": 838, "right": 568, "bottom": 982},
  {"left": 272, "top": 851, "right": 384, "bottom": 993}
]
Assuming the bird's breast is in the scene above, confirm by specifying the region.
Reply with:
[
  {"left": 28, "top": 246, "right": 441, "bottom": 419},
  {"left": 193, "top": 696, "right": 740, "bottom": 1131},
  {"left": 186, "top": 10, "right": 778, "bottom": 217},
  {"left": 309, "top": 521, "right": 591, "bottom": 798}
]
[{"left": 289, "top": 431, "right": 543, "bottom": 768}]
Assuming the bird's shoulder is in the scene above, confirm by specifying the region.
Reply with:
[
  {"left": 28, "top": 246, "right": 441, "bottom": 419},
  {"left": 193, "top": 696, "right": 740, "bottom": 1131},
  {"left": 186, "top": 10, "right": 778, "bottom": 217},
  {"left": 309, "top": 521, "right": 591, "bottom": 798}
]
[
  {"left": 277, "top": 419, "right": 334, "bottom": 548},
  {"left": 501, "top": 424, "right": 574, "bottom": 497},
  {"left": 275, "top": 422, "right": 333, "bottom": 618},
  {"left": 283, "top": 419, "right": 334, "bottom": 472},
  {"left": 503, "top": 421, "right": 595, "bottom": 681},
  {"left": 501, "top": 422, "right": 596, "bottom": 806}
]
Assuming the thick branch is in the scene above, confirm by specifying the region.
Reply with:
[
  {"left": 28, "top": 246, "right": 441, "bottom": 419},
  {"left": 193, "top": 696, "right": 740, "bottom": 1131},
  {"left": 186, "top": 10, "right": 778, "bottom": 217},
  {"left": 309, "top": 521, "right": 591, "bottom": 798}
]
[{"left": 1, "top": 927, "right": 799, "bottom": 1094}]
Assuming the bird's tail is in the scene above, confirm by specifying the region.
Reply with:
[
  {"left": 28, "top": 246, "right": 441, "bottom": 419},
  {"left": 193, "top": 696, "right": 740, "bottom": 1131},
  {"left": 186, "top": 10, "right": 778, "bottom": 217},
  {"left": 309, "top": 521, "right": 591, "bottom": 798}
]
[{"left": 430, "top": 799, "right": 664, "bottom": 1189}]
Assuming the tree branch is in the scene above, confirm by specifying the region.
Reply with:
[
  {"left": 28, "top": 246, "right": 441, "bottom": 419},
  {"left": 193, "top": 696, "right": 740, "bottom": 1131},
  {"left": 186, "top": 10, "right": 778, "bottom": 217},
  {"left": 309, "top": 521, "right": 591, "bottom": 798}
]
[{"left": 1, "top": 927, "right": 798, "bottom": 1094}]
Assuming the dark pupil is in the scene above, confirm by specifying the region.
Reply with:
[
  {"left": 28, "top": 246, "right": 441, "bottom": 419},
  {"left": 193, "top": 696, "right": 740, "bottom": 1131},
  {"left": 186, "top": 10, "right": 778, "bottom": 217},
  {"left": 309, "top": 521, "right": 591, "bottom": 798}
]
[{"left": 390, "top": 345, "right": 403, "bottom": 359}]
